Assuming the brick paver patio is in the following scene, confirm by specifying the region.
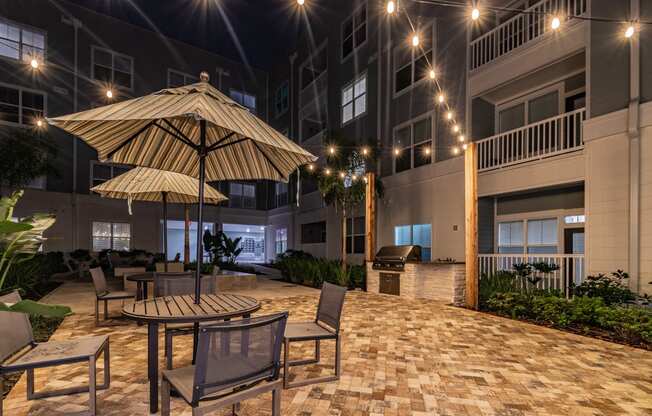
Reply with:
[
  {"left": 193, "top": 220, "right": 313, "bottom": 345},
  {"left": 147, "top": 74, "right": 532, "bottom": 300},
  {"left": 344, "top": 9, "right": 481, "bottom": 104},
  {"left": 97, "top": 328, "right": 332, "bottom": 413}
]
[{"left": 4, "top": 283, "right": 652, "bottom": 415}]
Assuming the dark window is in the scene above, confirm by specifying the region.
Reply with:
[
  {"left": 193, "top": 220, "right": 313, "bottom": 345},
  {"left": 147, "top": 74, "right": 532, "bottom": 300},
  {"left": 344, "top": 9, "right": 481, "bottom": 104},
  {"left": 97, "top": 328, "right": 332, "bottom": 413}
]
[
  {"left": 565, "top": 92, "right": 586, "bottom": 112},
  {"left": 341, "top": 4, "right": 367, "bottom": 59},
  {"left": 394, "top": 25, "right": 434, "bottom": 93},
  {"left": 0, "top": 85, "right": 44, "bottom": 126},
  {"left": 275, "top": 81, "right": 289, "bottom": 117},
  {"left": 394, "top": 117, "right": 433, "bottom": 173},
  {"left": 92, "top": 47, "right": 133, "bottom": 90},
  {"left": 301, "top": 221, "right": 326, "bottom": 244},
  {"left": 395, "top": 65, "right": 412, "bottom": 93},
  {"left": 346, "top": 217, "right": 365, "bottom": 254}
]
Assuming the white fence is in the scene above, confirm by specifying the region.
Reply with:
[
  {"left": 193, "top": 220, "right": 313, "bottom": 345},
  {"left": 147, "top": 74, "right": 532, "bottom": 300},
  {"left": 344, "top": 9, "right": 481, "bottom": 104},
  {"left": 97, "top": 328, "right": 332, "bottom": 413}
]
[
  {"left": 479, "top": 253, "right": 585, "bottom": 294},
  {"left": 476, "top": 108, "right": 585, "bottom": 172},
  {"left": 469, "top": 0, "right": 587, "bottom": 70}
]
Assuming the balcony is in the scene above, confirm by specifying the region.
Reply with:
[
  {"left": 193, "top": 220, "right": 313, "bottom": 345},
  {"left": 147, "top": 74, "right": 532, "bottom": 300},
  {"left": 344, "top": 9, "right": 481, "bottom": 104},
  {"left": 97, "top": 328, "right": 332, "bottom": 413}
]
[
  {"left": 469, "top": 0, "right": 587, "bottom": 71},
  {"left": 476, "top": 108, "right": 585, "bottom": 172}
]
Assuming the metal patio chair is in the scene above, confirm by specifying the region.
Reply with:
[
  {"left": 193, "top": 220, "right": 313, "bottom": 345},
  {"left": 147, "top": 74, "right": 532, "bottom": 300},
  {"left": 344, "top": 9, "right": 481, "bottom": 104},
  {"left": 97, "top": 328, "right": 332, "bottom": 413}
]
[
  {"left": 283, "top": 282, "right": 346, "bottom": 388},
  {"left": 0, "top": 310, "right": 110, "bottom": 416},
  {"left": 90, "top": 267, "right": 134, "bottom": 326},
  {"left": 161, "top": 312, "right": 288, "bottom": 416},
  {"left": 154, "top": 272, "right": 217, "bottom": 369}
]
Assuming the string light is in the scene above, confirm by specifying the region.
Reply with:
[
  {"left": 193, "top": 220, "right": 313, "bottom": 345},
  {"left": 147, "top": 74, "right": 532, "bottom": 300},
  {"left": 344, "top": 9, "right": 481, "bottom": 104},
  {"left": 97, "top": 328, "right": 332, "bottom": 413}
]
[
  {"left": 424, "top": 147, "right": 431, "bottom": 155},
  {"left": 462, "top": 143, "right": 468, "bottom": 150},
  {"left": 458, "top": 135, "right": 466, "bottom": 143},
  {"left": 471, "top": 8, "right": 480, "bottom": 21},
  {"left": 386, "top": 1, "right": 395, "bottom": 14},
  {"left": 328, "top": 146, "right": 336, "bottom": 155},
  {"left": 339, "top": 172, "right": 346, "bottom": 179},
  {"left": 361, "top": 147, "right": 369, "bottom": 156},
  {"left": 446, "top": 111, "right": 453, "bottom": 120},
  {"left": 394, "top": 148, "right": 401, "bottom": 156},
  {"left": 352, "top": 174, "right": 358, "bottom": 181},
  {"left": 325, "top": 168, "right": 331, "bottom": 176},
  {"left": 452, "top": 147, "right": 460, "bottom": 155},
  {"left": 429, "top": 69, "right": 436, "bottom": 80},
  {"left": 412, "top": 34, "right": 419, "bottom": 47},
  {"left": 437, "top": 94, "right": 445, "bottom": 104},
  {"left": 297, "top": 0, "right": 305, "bottom": 5},
  {"left": 551, "top": 16, "right": 561, "bottom": 30},
  {"left": 308, "top": 164, "right": 315, "bottom": 171},
  {"left": 452, "top": 124, "right": 460, "bottom": 133},
  {"left": 36, "top": 119, "right": 44, "bottom": 128},
  {"left": 106, "top": 89, "right": 114, "bottom": 99},
  {"left": 625, "top": 25, "right": 635, "bottom": 38},
  {"left": 30, "top": 58, "right": 39, "bottom": 69}
]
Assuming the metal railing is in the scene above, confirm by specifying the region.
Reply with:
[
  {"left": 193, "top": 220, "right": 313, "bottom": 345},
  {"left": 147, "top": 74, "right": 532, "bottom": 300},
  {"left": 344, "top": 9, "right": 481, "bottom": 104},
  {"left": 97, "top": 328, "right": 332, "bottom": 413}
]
[
  {"left": 479, "top": 253, "right": 585, "bottom": 294},
  {"left": 476, "top": 108, "right": 585, "bottom": 172},
  {"left": 469, "top": 0, "right": 587, "bottom": 70}
]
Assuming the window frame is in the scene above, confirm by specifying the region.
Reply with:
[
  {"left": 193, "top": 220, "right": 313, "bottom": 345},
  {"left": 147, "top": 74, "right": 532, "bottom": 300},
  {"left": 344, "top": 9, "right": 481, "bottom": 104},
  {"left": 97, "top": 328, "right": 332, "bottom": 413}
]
[
  {"left": 274, "top": 80, "right": 290, "bottom": 118},
  {"left": 229, "top": 89, "right": 257, "bottom": 114},
  {"left": 0, "top": 82, "right": 47, "bottom": 127},
  {"left": 275, "top": 182, "right": 289, "bottom": 208},
  {"left": 392, "top": 112, "right": 434, "bottom": 174},
  {"left": 341, "top": 72, "right": 367, "bottom": 126},
  {"left": 495, "top": 82, "right": 564, "bottom": 134},
  {"left": 301, "top": 221, "right": 327, "bottom": 245},
  {"left": 393, "top": 223, "right": 432, "bottom": 262},
  {"left": 0, "top": 17, "right": 47, "bottom": 64},
  {"left": 167, "top": 69, "right": 198, "bottom": 88},
  {"left": 91, "top": 221, "right": 132, "bottom": 252},
  {"left": 91, "top": 46, "right": 134, "bottom": 91},
  {"left": 340, "top": 1, "right": 368, "bottom": 62},
  {"left": 228, "top": 182, "right": 257, "bottom": 210},
  {"left": 89, "top": 161, "right": 131, "bottom": 189},
  {"left": 346, "top": 216, "right": 365, "bottom": 254},
  {"left": 392, "top": 20, "right": 436, "bottom": 97},
  {"left": 275, "top": 228, "right": 288, "bottom": 255}
]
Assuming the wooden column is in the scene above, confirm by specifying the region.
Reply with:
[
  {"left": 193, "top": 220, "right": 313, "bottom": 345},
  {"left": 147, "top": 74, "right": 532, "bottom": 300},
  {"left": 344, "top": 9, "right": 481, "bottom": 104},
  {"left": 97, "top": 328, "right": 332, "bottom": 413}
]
[
  {"left": 365, "top": 172, "right": 376, "bottom": 263},
  {"left": 464, "top": 143, "right": 478, "bottom": 310}
]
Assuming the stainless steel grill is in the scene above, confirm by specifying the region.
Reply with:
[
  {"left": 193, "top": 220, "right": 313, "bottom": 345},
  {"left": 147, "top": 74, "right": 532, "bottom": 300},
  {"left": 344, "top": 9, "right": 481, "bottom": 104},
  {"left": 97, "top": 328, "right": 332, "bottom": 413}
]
[{"left": 371, "top": 245, "right": 422, "bottom": 272}]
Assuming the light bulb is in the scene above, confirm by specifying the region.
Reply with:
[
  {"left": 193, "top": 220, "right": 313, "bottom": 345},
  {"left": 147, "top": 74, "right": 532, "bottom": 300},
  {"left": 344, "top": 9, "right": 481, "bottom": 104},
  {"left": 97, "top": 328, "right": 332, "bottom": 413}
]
[
  {"left": 308, "top": 164, "right": 315, "bottom": 171},
  {"left": 386, "top": 1, "right": 395, "bottom": 14},
  {"left": 30, "top": 58, "right": 39, "bottom": 69},
  {"left": 471, "top": 8, "right": 480, "bottom": 21},
  {"left": 462, "top": 143, "right": 469, "bottom": 150},
  {"left": 297, "top": 0, "right": 305, "bottom": 5},
  {"left": 36, "top": 119, "right": 44, "bottom": 128},
  {"left": 446, "top": 111, "right": 453, "bottom": 120},
  {"left": 424, "top": 147, "right": 431, "bottom": 155},
  {"left": 453, "top": 125, "right": 460, "bottom": 133},
  {"left": 437, "top": 94, "right": 445, "bottom": 104},
  {"left": 551, "top": 16, "right": 561, "bottom": 30},
  {"left": 339, "top": 172, "right": 346, "bottom": 179},
  {"left": 625, "top": 25, "right": 635, "bottom": 38},
  {"left": 106, "top": 89, "right": 114, "bottom": 99},
  {"left": 352, "top": 175, "right": 357, "bottom": 181},
  {"left": 325, "top": 169, "right": 331, "bottom": 176},
  {"left": 362, "top": 147, "right": 369, "bottom": 156},
  {"left": 429, "top": 69, "right": 436, "bottom": 79},
  {"left": 328, "top": 146, "right": 335, "bottom": 155},
  {"left": 394, "top": 148, "right": 400, "bottom": 156},
  {"left": 452, "top": 147, "right": 460, "bottom": 155},
  {"left": 412, "top": 34, "right": 419, "bottom": 47},
  {"left": 458, "top": 135, "right": 466, "bottom": 142}
]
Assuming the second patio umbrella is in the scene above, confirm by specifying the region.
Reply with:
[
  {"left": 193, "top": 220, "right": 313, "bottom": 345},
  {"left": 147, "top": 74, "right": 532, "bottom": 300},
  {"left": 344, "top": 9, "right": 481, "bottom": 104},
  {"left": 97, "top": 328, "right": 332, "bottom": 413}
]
[
  {"left": 48, "top": 72, "right": 317, "bottom": 303},
  {"left": 90, "top": 166, "right": 227, "bottom": 270}
]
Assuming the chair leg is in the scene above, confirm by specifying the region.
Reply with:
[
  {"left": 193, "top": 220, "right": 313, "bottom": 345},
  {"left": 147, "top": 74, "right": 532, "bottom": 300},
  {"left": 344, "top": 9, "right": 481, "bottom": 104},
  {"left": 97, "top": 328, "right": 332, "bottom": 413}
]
[
  {"left": 165, "top": 331, "right": 173, "bottom": 370},
  {"left": 161, "top": 378, "right": 171, "bottom": 416},
  {"left": 94, "top": 298, "right": 99, "bottom": 326},
  {"left": 335, "top": 336, "right": 341, "bottom": 377},
  {"left": 272, "top": 385, "right": 281, "bottom": 416},
  {"left": 103, "top": 300, "right": 109, "bottom": 321},
  {"left": 283, "top": 339, "right": 290, "bottom": 389},
  {"left": 0, "top": 376, "right": 4, "bottom": 416},
  {"left": 26, "top": 369, "right": 35, "bottom": 399},
  {"left": 88, "top": 356, "right": 97, "bottom": 416},
  {"left": 315, "top": 339, "right": 321, "bottom": 362},
  {"left": 101, "top": 340, "right": 111, "bottom": 389}
]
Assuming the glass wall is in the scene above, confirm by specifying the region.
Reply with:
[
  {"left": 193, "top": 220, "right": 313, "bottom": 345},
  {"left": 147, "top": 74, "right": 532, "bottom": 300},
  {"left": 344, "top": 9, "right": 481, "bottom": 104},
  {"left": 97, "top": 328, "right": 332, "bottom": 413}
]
[
  {"left": 223, "top": 223, "right": 266, "bottom": 263},
  {"left": 163, "top": 220, "right": 214, "bottom": 262}
]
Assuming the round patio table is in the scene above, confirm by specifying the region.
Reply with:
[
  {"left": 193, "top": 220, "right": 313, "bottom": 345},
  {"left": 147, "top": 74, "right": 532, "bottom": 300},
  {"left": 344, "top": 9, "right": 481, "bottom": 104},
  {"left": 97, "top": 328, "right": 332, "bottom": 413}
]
[
  {"left": 122, "top": 293, "right": 261, "bottom": 413},
  {"left": 125, "top": 272, "right": 155, "bottom": 300}
]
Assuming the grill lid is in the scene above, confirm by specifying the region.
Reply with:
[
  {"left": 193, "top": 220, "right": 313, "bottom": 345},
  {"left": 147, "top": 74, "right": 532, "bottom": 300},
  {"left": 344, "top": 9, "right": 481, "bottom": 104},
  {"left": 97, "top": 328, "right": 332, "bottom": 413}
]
[{"left": 374, "top": 245, "right": 422, "bottom": 263}]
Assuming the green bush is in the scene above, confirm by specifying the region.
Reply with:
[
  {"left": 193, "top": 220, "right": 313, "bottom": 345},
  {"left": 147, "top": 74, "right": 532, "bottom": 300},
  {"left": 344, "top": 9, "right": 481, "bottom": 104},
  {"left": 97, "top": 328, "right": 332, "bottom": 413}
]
[
  {"left": 2, "top": 252, "right": 68, "bottom": 299},
  {"left": 275, "top": 256, "right": 363, "bottom": 289},
  {"left": 572, "top": 270, "right": 636, "bottom": 305}
]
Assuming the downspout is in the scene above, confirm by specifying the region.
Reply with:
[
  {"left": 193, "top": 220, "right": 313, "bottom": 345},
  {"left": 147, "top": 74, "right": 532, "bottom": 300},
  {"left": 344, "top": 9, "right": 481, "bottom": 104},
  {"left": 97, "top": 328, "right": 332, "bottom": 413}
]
[{"left": 628, "top": 0, "right": 641, "bottom": 293}]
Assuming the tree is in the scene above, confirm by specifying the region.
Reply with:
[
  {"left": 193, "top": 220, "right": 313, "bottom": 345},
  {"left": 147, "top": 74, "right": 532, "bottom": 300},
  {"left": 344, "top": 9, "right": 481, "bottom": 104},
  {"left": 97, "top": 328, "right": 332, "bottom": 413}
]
[
  {"left": 310, "top": 132, "right": 383, "bottom": 271},
  {"left": 0, "top": 127, "right": 57, "bottom": 193},
  {"left": 203, "top": 230, "right": 243, "bottom": 265}
]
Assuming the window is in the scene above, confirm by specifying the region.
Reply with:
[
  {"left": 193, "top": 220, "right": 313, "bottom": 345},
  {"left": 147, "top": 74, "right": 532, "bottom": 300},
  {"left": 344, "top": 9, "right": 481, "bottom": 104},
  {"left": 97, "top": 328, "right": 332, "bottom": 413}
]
[
  {"left": 341, "top": 3, "right": 367, "bottom": 59},
  {"left": 92, "top": 47, "right": 133, "bottom": 90},
  {"left": 341, "top": 74, "right": 367, "bottom": 125},
  {"left": 92, "top": 222, "right": 131, "bottom": 251},
  {"left": 301, "top": 221, "right": 326, "bottom": 244},
  {"left": 91, "top": 162, "right": 130, "bottom": 188},
  {"left": 222, "top": 224, "right": 265, "bottom": 263},
  {"left": 498, "top": 218, "right": 558, "bottom": 254},
  {"left": 0, "top": 19, "right": 45, "bottom": 63},
  {"left": 229, "top": 183, "right": 256, "bottom": 209},
  {"left": 275, "top": 182, "right": 288, "bottom": 208},
  {"left": 394, "top": 23, "right": 433, "bottom": 94},
  {"left": 275, "top": 228, "right": 288, "bottom": 255},
  {"left": 394, "top": 224, "right": 432, "bottom": 261},
  {"left": 275, "top": 81, "right": 289, "bottom": 117},
  {"left": 230, "top": 90, "right": 256, "bottom": 114},
  {"left": 0, "top": 84, "right": 45, "bottom": 126},
  {"left": 346, "top": 217, "right": 365, "bottom": 254},
  {"left": 394, "top": 116, "right": 433, "bottom": 173},
  {"left": 497, "top": 88, "right": 560, "bottom": 133},
  {"left": 564, "top": 215, "right": 585, "bottom": 224},
  {"left": 167, "top": 69, "right": 198, "bottom": 88}
]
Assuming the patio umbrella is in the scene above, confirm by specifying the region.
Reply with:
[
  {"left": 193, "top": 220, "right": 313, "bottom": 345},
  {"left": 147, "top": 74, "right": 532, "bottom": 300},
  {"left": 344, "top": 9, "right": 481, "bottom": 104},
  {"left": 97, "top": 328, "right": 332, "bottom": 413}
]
[
  {"left": 90, "top": 166, "right": 227, "bottom": 270},
  {"left": 48, "top": 72, "right": 317, "bottom": 303}
]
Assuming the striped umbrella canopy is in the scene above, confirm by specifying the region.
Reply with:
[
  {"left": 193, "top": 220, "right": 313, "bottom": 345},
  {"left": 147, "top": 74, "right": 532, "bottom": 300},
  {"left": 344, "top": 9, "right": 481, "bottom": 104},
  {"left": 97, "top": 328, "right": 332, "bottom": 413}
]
[
  {"left": 47, "top": 77, "right": 317, "bottom": 182},
  {"left": 47, "top": 73, "right": 316, "bottom": 305},
  {"left": 90, "top": 166, "right": 227, "bottom": 205},
  {"left": 91, "top": 166, "right": 228, "bottom": 269}
]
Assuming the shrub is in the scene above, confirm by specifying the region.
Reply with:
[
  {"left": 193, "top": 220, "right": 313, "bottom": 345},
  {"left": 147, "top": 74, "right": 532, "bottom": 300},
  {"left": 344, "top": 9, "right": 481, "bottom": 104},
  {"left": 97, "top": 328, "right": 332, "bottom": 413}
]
[
  {"left": 479, "top": 271, "right": 519, "bottom": 306},
  {"left": 572, "top": 270, "right": 636, "bottom": 305},
  {"left": 275, "top": 256, "right": 363, "bottom": 289},
  {"left": 2, "top": 252, "right": 68, "bottom": 299}
]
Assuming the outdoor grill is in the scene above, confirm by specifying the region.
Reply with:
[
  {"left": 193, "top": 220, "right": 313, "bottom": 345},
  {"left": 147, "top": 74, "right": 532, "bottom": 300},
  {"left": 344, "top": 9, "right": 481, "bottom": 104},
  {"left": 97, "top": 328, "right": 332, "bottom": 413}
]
[{"left": 372, "top": 245, "right": 422, "bottom": 272}]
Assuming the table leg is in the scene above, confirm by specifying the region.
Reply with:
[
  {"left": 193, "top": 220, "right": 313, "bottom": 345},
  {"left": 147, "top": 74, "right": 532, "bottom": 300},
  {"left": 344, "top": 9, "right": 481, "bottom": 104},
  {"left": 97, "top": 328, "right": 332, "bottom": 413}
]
[
  {"left": 147, "top": 322, "right": 159, "bottom": 414},
  {"left": 192, "top": 322, "right": 199, "bottom": 365},
  {"left": 143, "top": 281, "right": 149, "bottom": 300},
  {"left": 136, "top": 282, "right": 143, "bottom": 301}
]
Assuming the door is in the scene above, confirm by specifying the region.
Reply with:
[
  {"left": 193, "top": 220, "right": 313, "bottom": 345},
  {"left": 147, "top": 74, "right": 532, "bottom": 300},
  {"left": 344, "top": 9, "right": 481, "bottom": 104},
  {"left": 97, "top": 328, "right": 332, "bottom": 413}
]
[{"left": 564, "top": 228, "right": 585, "bottom": 289}]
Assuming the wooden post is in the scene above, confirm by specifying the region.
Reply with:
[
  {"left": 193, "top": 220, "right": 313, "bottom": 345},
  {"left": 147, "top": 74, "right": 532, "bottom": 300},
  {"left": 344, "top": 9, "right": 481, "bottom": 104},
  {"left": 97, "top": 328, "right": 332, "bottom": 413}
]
[
  {"left": 365, "top": 172, "right": 376, "bottom": 263},
  {"left": 465, "top": 143, "right": 478, "bottom": 310}
]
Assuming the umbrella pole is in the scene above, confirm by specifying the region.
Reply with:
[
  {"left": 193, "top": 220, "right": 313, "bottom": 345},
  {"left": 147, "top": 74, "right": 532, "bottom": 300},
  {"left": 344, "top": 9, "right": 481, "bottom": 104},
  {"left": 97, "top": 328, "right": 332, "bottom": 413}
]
[
  {"left": 194, "top": 120, "right": 207, "bottom": 305},
  {"left": 162, "top": 192, "right": 168, "bottom": 272}
]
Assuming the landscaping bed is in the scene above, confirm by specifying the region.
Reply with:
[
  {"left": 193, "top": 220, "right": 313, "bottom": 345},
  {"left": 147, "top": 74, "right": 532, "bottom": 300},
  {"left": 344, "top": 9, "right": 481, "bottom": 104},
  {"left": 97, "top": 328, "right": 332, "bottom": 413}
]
[
  {"left": 479, "top": 265, "right": 651, "bottom": 350},
  {"left": 272, "top": 250, "right": 365, "bottom": 290}
]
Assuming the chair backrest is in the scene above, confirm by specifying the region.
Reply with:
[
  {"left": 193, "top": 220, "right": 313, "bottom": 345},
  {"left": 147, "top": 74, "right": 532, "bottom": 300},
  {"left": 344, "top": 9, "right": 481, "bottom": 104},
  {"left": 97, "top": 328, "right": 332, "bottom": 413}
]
[
  {"left": 0, "top": 311, "right": 34, "bottom": 365},
  {"left": 0, "top": 290, "right": 22, "bottom": 305},
  {"left": 192, "top": 312, "right": 288, "bottom": 404},
  {"left": 316, "top": 282, "right": 347, "bottom": 333},
  {"left": 89, "top": 267, "right": 108, "bottom": 296},
  {"left": 155, "top": 262, "right": 185, "bottom": 273},
  {"left": 153, "top": 272, "right": 216, "bottom": 297}
]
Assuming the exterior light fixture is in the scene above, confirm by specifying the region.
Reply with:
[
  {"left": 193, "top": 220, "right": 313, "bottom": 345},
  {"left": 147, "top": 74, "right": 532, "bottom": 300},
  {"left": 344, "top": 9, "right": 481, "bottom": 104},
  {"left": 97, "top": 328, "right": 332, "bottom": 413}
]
[
  {"left": 551, "top": 16, "right": 561, "bottom": 30},
  {"left": 437, "top": 94, "right": 445, "bottom": 104},
  {"left": 106, "top": 89, "right": 114, "bottom": 99},
  {"left": 328, "top": 146, "right": 336, "bottom": 155},
  {"left": 386, "top": 1, "right": 396, "bottom": 14},
  {"left": 362, "top": 147, "right": 369, "bottom": 156},
  {"left": 625, "top": 25, "right": 635, "bottom": 38},
  {"left": 458, "top": 135, "right": 465, "bottom": 142},
  {"left": 297, "top": 0, "right": 305, "bottom": 5},
  {"left": 452, "top": 124, "right": 460, "bottom": 133},
  {"left": 325, "top": 168, "right": 331, "bottom": 176},
  {"left": 471, "top": 8, "right": 480, "bottom": 21},
  {"left": 429, "top": 69, "right": 436, "bottom": 79},
  {"left": 394, "top": 148, "right": 400, "bottom": 156},
  {"left": 462, "top": 143, "right": 468, "bottom": 150},
  {"left": 308, "top": 164, "right": 315, "bottom": 171},
  {"left": 30, "top": 58, "right": 39, "bottom": 69},
  {"left": 339, "top": 172, "right": 346, "bottom": 179},
  {"left": 446, "top": 111, "right": 453, "bottom": 120},
  {"left": 412, "top": 34, "right": 419, "bottom": 47},
  {"left": 452, "top": 147, "right": 460, "bottom": 155}
]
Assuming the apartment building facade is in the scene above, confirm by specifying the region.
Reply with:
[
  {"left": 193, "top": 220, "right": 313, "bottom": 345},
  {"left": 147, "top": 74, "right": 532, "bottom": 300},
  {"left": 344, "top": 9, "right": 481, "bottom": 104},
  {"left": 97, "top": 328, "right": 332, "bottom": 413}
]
[{"left": 0, "top": 0, "right": 276, "bottom": 261}]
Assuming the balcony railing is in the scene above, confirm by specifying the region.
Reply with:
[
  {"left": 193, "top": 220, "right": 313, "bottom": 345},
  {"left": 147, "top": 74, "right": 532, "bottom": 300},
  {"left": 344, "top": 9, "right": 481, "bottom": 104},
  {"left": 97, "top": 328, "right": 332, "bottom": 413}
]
[
  {"left": 479, "top": 253, "right": 585, "bottom": 295},
  {"left": 476, "top": 108, "right": 585, "bottom": 172},
  {"left": 469, "top": 0, "right": 587, "bottom": 71}
]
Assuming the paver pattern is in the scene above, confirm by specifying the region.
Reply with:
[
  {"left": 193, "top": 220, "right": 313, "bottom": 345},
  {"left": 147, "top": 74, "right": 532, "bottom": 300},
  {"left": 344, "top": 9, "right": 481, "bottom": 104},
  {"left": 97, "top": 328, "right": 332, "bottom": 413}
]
[{"left": 4, "top": 289, "right": 652, "bottom": 415}]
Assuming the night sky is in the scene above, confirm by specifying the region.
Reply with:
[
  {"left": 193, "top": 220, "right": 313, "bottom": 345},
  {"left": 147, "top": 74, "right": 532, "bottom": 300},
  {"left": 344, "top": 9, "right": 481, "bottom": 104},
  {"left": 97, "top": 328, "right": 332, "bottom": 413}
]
[{"left": 66, "top": 0, "right": 301, "bottom": 70}]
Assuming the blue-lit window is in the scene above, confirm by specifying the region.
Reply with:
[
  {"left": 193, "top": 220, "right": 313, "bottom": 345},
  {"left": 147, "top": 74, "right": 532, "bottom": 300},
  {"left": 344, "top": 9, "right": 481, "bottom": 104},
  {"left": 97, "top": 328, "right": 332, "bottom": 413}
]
[{"left": 394, "top": 224, "right": 432, "bottom": 261}]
